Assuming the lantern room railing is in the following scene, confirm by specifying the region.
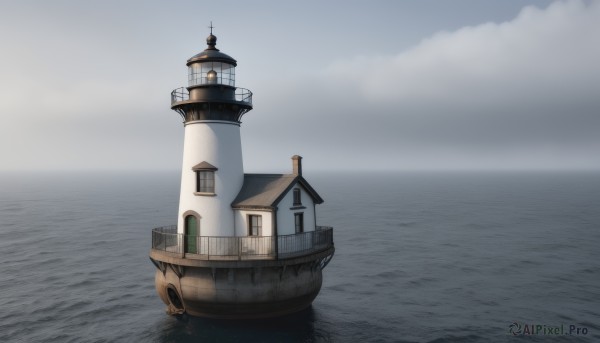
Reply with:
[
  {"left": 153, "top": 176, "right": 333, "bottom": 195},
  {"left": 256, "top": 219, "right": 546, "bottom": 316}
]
[
  {"left": 170, "top": 87, "right": 253, "bottom": 106},
  {"left": 151, "top": 226, "right": 333, "bottom": 260}
]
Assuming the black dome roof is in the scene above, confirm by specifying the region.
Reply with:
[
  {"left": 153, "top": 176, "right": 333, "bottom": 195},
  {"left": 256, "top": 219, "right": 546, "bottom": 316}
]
[{"left": 186, "top": 34, "right": 237, "bottom": 66}]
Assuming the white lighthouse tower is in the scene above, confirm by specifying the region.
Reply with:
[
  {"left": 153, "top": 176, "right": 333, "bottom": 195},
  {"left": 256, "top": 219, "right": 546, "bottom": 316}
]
[
  {"left": 150, "top": 29, "right": 334, "bottom": 319},
  {"left": 173, "top": 29, "right": 250, "bottom": 239}
]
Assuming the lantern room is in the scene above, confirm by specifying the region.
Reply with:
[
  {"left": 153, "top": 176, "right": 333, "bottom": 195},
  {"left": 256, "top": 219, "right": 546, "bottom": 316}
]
[
  {"left": 186, "top": 33, "right": 237, "bottom": 88},
  {"left": 170, "top": 29, "right": 252, "bottom": 122}
]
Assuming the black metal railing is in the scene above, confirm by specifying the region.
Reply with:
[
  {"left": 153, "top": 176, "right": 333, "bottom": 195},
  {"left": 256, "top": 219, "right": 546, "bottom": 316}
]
[
  {"left": 234, "top": 88, "right": 253, "bottom": 104},
  {"left": 171, "top": 87, "right": 189, "bottom": 104},
  {"left": 278, "top": 226, "right": 334, "bottom": 259},
  {"left": 170, "top": 87, "right": 253, "bottom": 106},
  {"left": 151, "top": 226, "right": 333, "bottom": 260}
]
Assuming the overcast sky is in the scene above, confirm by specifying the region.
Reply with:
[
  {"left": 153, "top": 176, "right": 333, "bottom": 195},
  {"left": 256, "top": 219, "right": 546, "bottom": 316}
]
[{"left": 1, "top": 0, "right": 599, "bottom": 172}]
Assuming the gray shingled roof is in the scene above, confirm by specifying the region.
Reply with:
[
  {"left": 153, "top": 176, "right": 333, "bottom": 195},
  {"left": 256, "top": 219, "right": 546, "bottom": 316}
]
[{"left": 231, "top": 174, "right": 323, "bottom": 209}]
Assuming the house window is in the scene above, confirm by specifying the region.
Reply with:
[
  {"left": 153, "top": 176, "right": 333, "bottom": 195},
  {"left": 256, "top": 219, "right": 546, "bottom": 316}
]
[
  {"left": 294, "top": 213, "right": 304, "bottom": 234},
  {"left": 249, "top": 215, "right": 262, "bottom": 236},
  {"left": 293, "top": 188, "right": 301, "bottom": 206},
  {"left": 196, "top": 170, "right": 215, "bottom": 193}
]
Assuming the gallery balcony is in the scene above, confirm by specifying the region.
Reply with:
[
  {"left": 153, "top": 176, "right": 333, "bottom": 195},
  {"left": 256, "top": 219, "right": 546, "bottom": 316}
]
[
  {"left": 170, "top": 87, "right": 253, "bottom": 107},
  {"left": 150, "top": 226, "right": 334, "bottom": 262}
]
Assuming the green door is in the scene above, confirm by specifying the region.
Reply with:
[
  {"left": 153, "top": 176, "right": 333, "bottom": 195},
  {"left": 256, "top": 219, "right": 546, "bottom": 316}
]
[{"left": 185, "top": 215, "right": 198, "bottom": 253}]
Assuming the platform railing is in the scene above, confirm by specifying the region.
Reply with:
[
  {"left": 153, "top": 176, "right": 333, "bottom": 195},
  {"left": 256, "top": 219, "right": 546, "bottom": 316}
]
[
  {"left": 151, "top": 225, "right": 181, "bottom": 254},
  {"left": 170, "top": 87, "right": 253, "bottom": 106},
  {"left": 278, "top": 227, "right": 333, "bottom": 259},
  {"left": 151, "top": 226, "right": 333, "bottom": 260}
]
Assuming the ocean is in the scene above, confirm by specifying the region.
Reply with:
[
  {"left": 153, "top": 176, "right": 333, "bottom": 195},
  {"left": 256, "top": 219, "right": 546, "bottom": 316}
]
[{"left": 0, "top": 171, "right": 598, "bottom": 342}]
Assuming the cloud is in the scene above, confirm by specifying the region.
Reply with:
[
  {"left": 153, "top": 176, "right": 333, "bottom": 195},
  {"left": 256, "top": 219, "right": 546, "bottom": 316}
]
[
  {"left": 248, "top": 0, "right": 600, "bottom": 170},
  {"left": 1, "top": 0, "right": 598, "bottom": 171},
  {"left": 327, "top": 0, "right": 600, "bottom": 108},
  {"left": 0, "top": 3, "right": 184, "bottom": 171}
]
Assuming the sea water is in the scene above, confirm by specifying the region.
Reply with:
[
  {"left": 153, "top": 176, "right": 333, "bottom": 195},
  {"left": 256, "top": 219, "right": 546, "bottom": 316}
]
[{"left": 0, "top": 171, "right": 599, "bottom": 342}]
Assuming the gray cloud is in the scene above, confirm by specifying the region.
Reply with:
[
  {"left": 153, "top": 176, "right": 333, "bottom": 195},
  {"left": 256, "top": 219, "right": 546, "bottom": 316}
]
[
  {"left": 246, "top": 0, "right": 600, "bottom": 171},
  {"left": 0, "top": 0, "right": 597, "bottom": 171}
]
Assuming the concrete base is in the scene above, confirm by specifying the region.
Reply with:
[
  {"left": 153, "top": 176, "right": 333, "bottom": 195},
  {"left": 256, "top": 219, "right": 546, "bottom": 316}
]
[{"left": 150, "top": 248, "right": 334, "bottom": 319}]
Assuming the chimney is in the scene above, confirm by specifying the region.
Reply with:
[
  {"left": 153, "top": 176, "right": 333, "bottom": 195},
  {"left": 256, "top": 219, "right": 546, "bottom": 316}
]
[{"left": 292, "top": 155, "right": 302, "bottom": 176}]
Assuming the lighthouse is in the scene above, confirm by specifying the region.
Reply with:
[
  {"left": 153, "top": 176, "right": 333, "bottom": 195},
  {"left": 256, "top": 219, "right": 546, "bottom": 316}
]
[
  {"left": 149, "top": 29, "right": 334, "bottom": 319},
  {"left": 173, "top": 29, "right": 250, "bottom": 238}
]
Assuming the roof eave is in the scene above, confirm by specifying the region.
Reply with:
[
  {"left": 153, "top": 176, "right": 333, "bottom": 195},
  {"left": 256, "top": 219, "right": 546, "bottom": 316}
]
[{"left": 297, "top": 176, "right": 324, "bottom": 204}]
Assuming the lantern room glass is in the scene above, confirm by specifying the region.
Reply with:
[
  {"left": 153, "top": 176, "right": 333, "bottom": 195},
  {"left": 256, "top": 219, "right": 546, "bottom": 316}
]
[{"left": 189, "top": 62, "right": 235, "bottom": 87}]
